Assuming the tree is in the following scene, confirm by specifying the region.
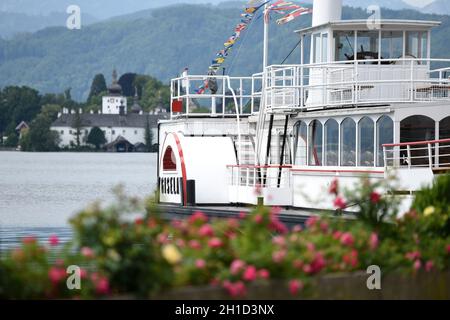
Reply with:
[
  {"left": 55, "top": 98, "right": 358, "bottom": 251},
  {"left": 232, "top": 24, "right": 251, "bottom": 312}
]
[
  {"left": 20, "top": 113, "right": 60, "bottom": 152},
  {"left": 87, "top": 126, "right": 106, "bottom": 150},
  {"left": 88, "top": 74, "right": 107, "bottom": 102},
  {"left": 144, "top": 118, "right": 154, "bottom": 153},
  {"left": 71, "top": 110, "right": 83, "bottom": 150}
]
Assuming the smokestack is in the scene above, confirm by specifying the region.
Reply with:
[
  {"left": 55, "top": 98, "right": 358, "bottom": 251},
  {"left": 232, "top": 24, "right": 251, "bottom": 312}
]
[{"left": 312, "top": 0, "right": 342, "bottom": 27}]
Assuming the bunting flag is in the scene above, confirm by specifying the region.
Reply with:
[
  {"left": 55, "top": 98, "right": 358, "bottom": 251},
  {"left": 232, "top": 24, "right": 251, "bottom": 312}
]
[
  {"left": 195, "top": 0, "right": 268, "bottom": 94},
  {"left": 265, "top": 0, "right": 312, "bottom": 24},
  {"left": 195, "top": 0, "right": 311, "bottom": 94}
]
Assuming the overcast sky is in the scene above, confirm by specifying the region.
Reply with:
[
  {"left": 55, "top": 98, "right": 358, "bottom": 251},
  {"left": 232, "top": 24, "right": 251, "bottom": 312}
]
[{"left": 403, "top": 0, "right": 435, "bottom": 8}]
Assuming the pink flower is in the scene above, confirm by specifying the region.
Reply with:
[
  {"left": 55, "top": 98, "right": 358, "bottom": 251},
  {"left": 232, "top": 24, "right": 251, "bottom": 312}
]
[
  {"left": 333, "top": 231, "right": 342, "bottom": 240},
  {"left": 239, "top": 212, "right": 246, "bottom": 219},
  {"left": 305, "top": 216, "right": 319, "bottom": 228},
  {"left": 176, "top": 239, "right": 186, "bottom": 248},
  {"left": 329, "top": 179, "right": 339, "bottom": 195},
  {"left": 258, "top": 269, "right": 270, "bottom": 280},
  {"left": 446, "top": 244, "right": 450, "bottom": 255},
  {"left": 311, "top": 252, "right": 327, "bottom": 273},
  {"left": 269, "top": 220, "right": 288, "bottom": 234},
  {"left": 22, "top": 236, "right": 37, "bottom": 245},
  {"left": 425, "top": 260, "right": 434, "bottom": 272},
  {"left": 95, "top": 277, "right": 110, "bottom": 295},
  {"left": 228, "top": 218, "right": 240, "bottom": 229},
  {"left": 81, "top": 247, "right": 95, "bottom": 259},
  {"left": 292, "top": 225, "right": 303, "bottom": 233},
  {"left": 320, "top": 221, "right": 329, "bottom": 233},
  {"left": 48, "top": 267, "right": 66, "bottom": 284},
  {"left": 199, "top": 224, "right": 214, "bottom": 237},
  {"left": 272, "top": 250, "right": 286, "bottom": 264},
  {"left": 230, "top": 260, "right": 246, "bottom": 275},
  {"left": 48, "top": 235, "right": 60, "bottom": 247},
  {"left": 270, "top": 206, "right": 282, "bottom": 216},
  {"left": 224, "top": 281, "right": 247, "bottom": 298},
  {"left": 306, "top": 242, "right": 315, "bottom": 252},
  {"left": 272, "top": 236, "right": 286, "bottom": 247},
  {"left": 289, "top": 279, "right": 304, "bottom": 296},
  {"left": 413, "top": 260, "right": 422, "bottom": 271},
  {"left": 405, "top": 251, "right": 421, "bottom": 261},
  {"left": 243, "top": 265, "right": 257, "bottom": 282},
  {"left": 208, "top": 238, "right": 223, "bottom": 248},
  {"left": 80, "top": 268, "right": 88, "bottom": 279},
  {"left": 334, "top": 197, "right": 347, "bottom": 210},
  {"left": 195, "top": 259, "right": 206, "bottom": 269},
  {"left": 370, "top": 192, "right": 381, "bottom": 204},
  {"left": 340, "top": 232, "right": 355, "bottom": 247},
  {"left": 189, "top": 211, "right": 208, "bottom": 224},
  {"left": 254, "top": 214, "right": 264, "bottom": 224},
  {"left": 188, "top": 240, "right": 201, "bottom": 250},
  {"left": 369, "top": 233, "right": 379, "bottom": 250}
]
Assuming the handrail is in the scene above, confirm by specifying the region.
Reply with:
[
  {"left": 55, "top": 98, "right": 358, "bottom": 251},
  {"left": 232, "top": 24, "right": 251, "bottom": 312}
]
[
  {"left": 226, "top": 165, "right": 293, "bottom": 169},
  {"left": 383, "top": 138, "right": 450, "bottom": 148}
]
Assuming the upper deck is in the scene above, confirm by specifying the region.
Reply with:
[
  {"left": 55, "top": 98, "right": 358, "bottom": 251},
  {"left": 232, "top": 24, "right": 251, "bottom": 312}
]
[{"left": 169, "top": 15, "right": 449, "bottom": 119}]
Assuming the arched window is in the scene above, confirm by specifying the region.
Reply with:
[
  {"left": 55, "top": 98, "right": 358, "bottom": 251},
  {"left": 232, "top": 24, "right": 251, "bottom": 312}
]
[
  {"left": 308, "top": 120, "right": 323, "bottom": 166},
  {"left": 376, "top": 116, "right": 394, "bottom": 167},
  {"left": 401, "top": 115, "right": 435, "bottom": 167},
  {"left": 294, "top": 121, "right": 307, "bottom": 165},
  {"left": 340, "top": 118, "right": 356, "bottom": 166},
  {"left": 439, "top": 116, "right": 450, "bottom": 167},
  {"left": 359, "top": 117, "right": 375, "bottom": 167},
  {"left": 162, "top": 146, "right": 177, "bottom": 171},
  {"left": 324, "top": 119, "right": 339, "bottom": 166}
]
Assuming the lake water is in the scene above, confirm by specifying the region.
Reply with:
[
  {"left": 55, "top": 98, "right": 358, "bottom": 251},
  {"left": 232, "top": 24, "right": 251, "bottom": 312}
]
[{"left": 0, "top": 152, "right": 157, "bottom": 250}]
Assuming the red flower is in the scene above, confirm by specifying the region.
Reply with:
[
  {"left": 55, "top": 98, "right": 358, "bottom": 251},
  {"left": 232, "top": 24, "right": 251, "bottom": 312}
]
[
  {"left": 343, "top": 250, "right": 359, "bottom": 268},
  {"left": 243, "top": 265, "right": 257, "bottom": 282},
  {"left": 425, "top": 260, "right": 434, "bottom": 272},
  {"left": 230, "top": 260, "right": 246, "bottom": 275},
  {"left": 258, "top": 269, "right": 270, "bottom": 280},
  {"left": 369, "top": 233, "right": 379, "bottom": 250},
  {"left": 333, "top": 231, "right": 342, "bottom": 240},
  {"left": 340, "top": 232, "right": 355, "bottom": 247},
  {"left": 269, "top": 220, "right": 288, "bottom": 234},
  {"left": 134, "top": 218, "right": 144, "bottom": 226},
  {"left": 48, "top": 235, "right": 60, "bottom": 247},
  {"left": 329, "top": 178, "right": 339, "bottom": 195},
  {"left": 195, "top": 259, "right": 206, "bottom": 269},
  {"left": 311, "top": 252, "right": 326, "bottom": 273},
  {"left": 446, "top": 244, "right": 450, "bottom": 255},
  {"left": 199, "top": 224, "right": 214, "bottom": 237},
  {"left": 189, "top": 211, "right": 208, "bottom": 224},
  {"left": 289, "top": 279, "right": 304, "bottom": 296},
  {"left": 22, "top": 236, "right": 37, "bottom": 245},
  {"left": 370, "top": 192, "right": 381, "bottom": 204},
  {"left": 48, "top": 267, "right": 66, "bottom": 284},
  {"left": 333, "top": 197, "right": 347, "bottom": 210},
  {"left": 208, "top": 238, "right": 223, "bottom": 248}
]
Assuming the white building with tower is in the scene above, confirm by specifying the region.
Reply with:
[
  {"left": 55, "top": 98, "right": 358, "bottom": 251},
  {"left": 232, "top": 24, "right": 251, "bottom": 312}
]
[{"left": 51, "top": 70, "right": 168, "bottom": 151}]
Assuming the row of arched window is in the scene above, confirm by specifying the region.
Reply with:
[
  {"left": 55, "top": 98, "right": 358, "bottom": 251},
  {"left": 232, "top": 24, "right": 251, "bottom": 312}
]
[{"left": 294, "top": 115, "right": 394, "bottom": 167}]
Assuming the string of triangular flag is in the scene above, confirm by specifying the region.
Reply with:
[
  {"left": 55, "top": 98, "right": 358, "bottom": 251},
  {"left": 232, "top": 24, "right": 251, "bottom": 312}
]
[
  {"left": 195, "top": 0, "right": 312, "bottom": 94},
  {"left": 196, "top": 0, "right": 268, "bottom": 94}
]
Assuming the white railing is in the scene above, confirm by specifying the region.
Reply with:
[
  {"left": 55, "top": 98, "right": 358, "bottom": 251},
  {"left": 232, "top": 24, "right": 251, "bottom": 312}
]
[
  {"left": 265, "top": 58, "right": 450, "bottom": 112},
  {"left": 383, "top": 138, "right": 450, "bottom": 169},
  {"left": 170, "top": 73, "right": 262, "bottom": 118},
  {"left": 227, "top": 165, "right": 292, "bottom": 189}
]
